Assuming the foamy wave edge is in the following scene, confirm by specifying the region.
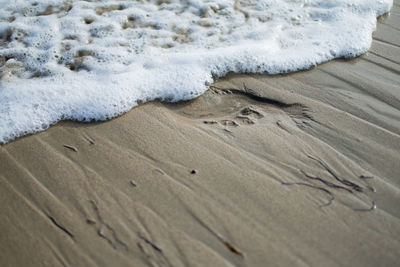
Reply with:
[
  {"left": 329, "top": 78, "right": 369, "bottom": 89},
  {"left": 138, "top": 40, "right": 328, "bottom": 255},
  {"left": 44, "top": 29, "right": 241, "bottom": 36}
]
[{"left": 0, "top": 0, "right": 393, "bottom": 143}]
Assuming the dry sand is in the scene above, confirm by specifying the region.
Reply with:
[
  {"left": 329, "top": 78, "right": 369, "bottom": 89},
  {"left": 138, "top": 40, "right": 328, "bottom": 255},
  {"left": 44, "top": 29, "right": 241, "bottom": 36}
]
[{"left": 1, "top": 2, "right": 400, "bottom": 267}]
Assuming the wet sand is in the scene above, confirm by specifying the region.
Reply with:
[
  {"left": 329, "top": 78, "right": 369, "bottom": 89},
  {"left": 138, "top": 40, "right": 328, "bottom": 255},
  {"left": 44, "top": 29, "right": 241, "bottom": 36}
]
[{"left": 1, "top": 2, "right": 400, "bottom": 267}]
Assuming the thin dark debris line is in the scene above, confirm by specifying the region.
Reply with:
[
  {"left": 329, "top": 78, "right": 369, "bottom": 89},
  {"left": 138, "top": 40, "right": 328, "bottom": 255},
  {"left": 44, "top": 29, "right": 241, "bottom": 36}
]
[
  {"left": 300, "top": 170, "right": 353, "bottom": 193},
  {"left": 307, "top": 155, "right": 363, "bottom": 192},
  {"left": 138, "top": 234, "right": 163, "bottom": 253},
  {"left": 48, "top": 215, "right": 74, "bottom": 239},
  {"left": 359, "top": 175, "right": 374, "bottom": 179},
  {"left": 97, "top": 226, "right": 117, "bottom": 249},
  {"left": 281, "top": 182, "right": 334, "bottom": 207},
  {"left": 137, "top": 233, "right": 174, "bottom": 267},
  {"left": 63, "top": 144, "right": 78, "bottom": 152},
  {"left": 282, "top": 156, "right": 377, "bottom": 211}
]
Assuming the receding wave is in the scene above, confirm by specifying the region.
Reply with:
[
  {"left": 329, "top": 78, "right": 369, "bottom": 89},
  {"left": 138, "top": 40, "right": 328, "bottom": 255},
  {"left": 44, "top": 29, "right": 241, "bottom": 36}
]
[{"left": 0, "top": 0, "right": 393, "bottom": 143}]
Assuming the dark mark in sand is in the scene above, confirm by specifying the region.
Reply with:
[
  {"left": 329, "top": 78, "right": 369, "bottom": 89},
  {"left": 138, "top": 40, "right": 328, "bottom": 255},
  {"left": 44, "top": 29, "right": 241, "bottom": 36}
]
[
  {"left": 138, "top": 234, "right": 163, "bottom": 253},
  {"left": 48, "top": 215, "right": 74, "bottom": 239},
  {"left": 63, "top": 144, "right": 78, "bottom": 152}
]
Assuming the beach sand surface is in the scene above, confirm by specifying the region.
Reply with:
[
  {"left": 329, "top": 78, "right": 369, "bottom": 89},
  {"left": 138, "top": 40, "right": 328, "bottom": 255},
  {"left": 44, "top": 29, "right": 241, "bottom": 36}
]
[{"left": 1, "top": 2, "right": 400, "bottom": 266}]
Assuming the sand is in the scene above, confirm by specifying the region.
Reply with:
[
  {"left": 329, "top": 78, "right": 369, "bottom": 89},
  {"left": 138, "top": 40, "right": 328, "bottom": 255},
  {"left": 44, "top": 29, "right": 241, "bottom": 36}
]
[{"left": 1, "top": 2, "right": 400, "bottom": 267}]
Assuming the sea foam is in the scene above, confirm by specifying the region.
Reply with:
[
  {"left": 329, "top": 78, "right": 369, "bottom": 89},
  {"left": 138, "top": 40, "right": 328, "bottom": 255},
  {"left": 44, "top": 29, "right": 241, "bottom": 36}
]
[{"left": 0, "top": 0, "right": 393, "bottom": 143}]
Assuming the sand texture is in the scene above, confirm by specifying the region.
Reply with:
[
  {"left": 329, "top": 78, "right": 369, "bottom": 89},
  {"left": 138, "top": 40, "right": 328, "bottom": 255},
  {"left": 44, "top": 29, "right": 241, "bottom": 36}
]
[{"left": 1, "top": 2, "right": 400, "bottom": 267}]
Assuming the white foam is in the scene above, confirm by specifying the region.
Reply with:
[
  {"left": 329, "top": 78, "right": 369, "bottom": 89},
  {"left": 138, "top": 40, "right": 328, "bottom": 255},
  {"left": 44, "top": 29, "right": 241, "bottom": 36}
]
[{"left": 0, "top": 0, "right": 393, "bottom": 143}]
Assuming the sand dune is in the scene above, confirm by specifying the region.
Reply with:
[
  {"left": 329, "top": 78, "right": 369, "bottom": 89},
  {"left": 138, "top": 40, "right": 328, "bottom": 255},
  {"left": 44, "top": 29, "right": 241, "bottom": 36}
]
[{"left": 1, "top": 2, "right": 400, "bottom": 267}]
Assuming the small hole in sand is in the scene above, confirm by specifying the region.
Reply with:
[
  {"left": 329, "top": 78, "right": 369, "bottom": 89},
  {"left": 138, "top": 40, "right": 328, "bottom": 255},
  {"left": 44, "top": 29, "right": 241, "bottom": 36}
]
[{"left": 84, "top": 17, "right": 94, "bottom": 24}]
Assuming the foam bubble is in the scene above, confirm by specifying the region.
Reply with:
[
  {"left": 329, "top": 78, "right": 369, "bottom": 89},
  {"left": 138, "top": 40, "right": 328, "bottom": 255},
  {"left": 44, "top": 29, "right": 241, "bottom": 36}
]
[{"left": 0, "top": 0, "right": 393, "bottom": 143}]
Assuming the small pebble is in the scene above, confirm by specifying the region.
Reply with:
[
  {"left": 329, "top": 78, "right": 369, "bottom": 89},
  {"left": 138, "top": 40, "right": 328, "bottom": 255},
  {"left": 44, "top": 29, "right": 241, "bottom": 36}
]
[{"left": 191, "top": 169, "right": 197, "bottom": 174}]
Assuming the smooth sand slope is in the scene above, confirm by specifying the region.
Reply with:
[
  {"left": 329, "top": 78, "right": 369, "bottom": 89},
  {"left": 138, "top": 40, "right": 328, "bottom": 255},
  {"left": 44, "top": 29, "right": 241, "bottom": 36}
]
[{"left": 1, "top": 3, "right": 400, "bottom": 267}]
